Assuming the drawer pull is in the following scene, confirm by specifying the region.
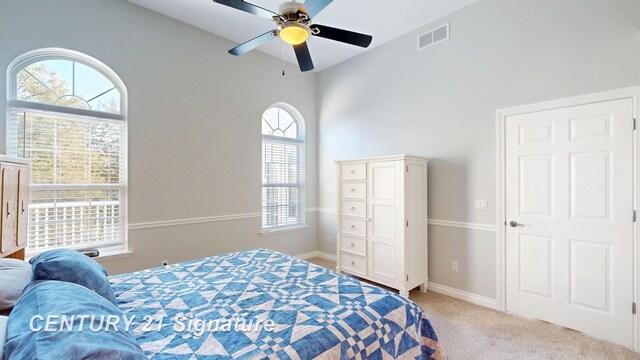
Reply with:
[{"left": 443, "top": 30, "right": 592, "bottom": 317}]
[
  {"left": 350, "top": 170, "right": 356, "bottom": 175},
  {"left": 350, "top": 207, "right": 356, "bottom": 211},
  {"left": 350, "top": 243, "right": 355, "bottom": 247},
  {"left": 350, "top": 261, "right": 356, "bottom": 266},
  {"left": 350, "top": 188, "right": 356, "bottom": 193},
  {"left": 350, "top": 225, "right": 356, "bottom": 230}
]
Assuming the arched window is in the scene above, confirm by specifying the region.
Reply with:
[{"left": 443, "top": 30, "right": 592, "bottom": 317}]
[
  {"left": 261, "top": 103, "right": 305, "bottom": 230},
  {"left": 6, "top": 48, "right": 128, "bottom": 254}
]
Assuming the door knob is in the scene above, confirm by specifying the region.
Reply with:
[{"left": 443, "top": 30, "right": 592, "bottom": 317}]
[{"left": 509, "top": 221, "right": 525, "bottom": 228}]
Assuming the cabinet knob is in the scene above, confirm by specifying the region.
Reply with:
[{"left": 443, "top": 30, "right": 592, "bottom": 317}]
[
  {"left": 350, "top": 243, "right": 355, "bottom": 247},
  {"left": 350, "top": 207, "right": 356, "bottom": 211},
  {"left": 350, "top": 261, "right": 356, "bottom": 266},
  {"left": 350, "top": 225, "right": 356, "bottom": 230},
  {"left": 350, "top": 170, "right": 356, "bottom": 175},
  {"left": 350, "top": 188, "right": 356, "bottom": 193}
]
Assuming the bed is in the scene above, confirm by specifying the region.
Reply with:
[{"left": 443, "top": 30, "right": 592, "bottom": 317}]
[{"left": 110, "top": 249, "right": 446, "bottom": 359}]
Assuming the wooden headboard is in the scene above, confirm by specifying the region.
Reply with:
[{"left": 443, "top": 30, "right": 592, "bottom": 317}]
[{"left": 0, "top": 155, "right": 29, "bottom": 262}]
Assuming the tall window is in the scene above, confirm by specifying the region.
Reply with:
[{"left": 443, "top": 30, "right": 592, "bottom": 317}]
[
  {"left": 261, "top": 104, "right": 305, "bottom": 230},
  {"left": 6, "top": 48, "right": 127, "bottom": 254}
]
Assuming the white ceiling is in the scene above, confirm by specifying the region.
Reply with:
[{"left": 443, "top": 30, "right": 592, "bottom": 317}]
[{"left": 129, "top": 0, "right": 479, "bottom": 72}]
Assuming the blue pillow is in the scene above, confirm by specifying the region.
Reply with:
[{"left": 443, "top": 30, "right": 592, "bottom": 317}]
[
  {"left": 4, "top": 281, "right": 145, "bottom": 360},
  {"left": 31, "top": 249, "right": 117, "bottom": 305}
]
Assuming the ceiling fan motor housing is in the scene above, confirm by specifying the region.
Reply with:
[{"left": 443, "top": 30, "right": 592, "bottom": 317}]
[{"left": 278, "top": 1, "right": 304, "bottom": 16}]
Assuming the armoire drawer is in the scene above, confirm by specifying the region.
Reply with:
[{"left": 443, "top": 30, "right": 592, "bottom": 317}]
[
  {"left": 341, "top": 252, "right": 366, "bottom": 275},
  {"left": 340, "top": 236, "right": 366, "bottom": 256},
  {"left": 340, "top": 163, "right": 366, "bottom": 180},
  {"left": 340, "top": 199, "right": 366, "bottom": 218},
  {"left": 340, "top": 182, "right": 366, "bottom": 199},
  {"left": 340, "top": 217, "right": 366, "bottom": 237}
]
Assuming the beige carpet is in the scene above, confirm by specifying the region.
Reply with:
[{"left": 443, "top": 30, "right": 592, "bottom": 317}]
[{"left": 308, "top": 257, "right": 640, "bottom": 360}]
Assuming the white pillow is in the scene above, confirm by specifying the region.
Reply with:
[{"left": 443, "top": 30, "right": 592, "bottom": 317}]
[
  {"left": 0, "top": 315, "right": 7, "bottom": 360},
  {"left": 0, "top": 259, "right": 32, "bottom": 311}
]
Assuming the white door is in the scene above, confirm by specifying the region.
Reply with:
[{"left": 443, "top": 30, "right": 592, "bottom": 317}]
[
  {"left": 505, "top": 98, "right": 635, "bottom": 347},
  {"left": 367, "top": 161, "right": 404, "bottom": 287}
]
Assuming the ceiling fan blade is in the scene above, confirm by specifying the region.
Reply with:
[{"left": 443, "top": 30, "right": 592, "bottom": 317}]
[
  {"left": 229, "top": 30, "right": 277, "bottom": 56},
  {"left": 311, "top": 25, "right": 373, "bottom": 48},
  {"left": 293, "top": 42, "right": 314, "bottom": 72},
  {"left": 212, "top": 0, "right": 278, "bottom": 20},
  {"left": 301, "top": 0, "right": 333, "bottom": 19}
]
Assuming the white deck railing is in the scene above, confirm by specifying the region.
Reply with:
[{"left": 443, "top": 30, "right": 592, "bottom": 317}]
[{"left": 28, "top": 200, "right": 122, "bottom": 250}]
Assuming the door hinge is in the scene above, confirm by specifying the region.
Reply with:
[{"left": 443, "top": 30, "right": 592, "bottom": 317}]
[
  {"left": 633, "top": 302, "right": 637, "bottom": 315},
  {"left": 406, "top": 220, "right": 409, "bottom": 227},
  {"left": 634, "top": 210, "right": 637, "bottom": 223}
]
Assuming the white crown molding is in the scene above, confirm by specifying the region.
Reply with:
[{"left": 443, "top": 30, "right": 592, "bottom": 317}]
[
  {"left": 128, "top": 209, "right": 496, "bottom": 233},
  {"left": 428, "top": 282, "right": 499, "bottom": 310},
  {"left": 129, "top": 212, "right": 261, "bottom": 231},
  {"left": 309, "top": 208, "right": 497, "bottom": 231},
  {"left": 427, "top": 219, "right": 497, "bottom": 232},
  {"left": 129, "top": 208, "right": 328, "bottom": 231}
]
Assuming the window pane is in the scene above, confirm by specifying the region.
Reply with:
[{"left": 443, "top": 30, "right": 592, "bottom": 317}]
[
  {"left": 17, "top": 59, "right": 121, "bottom": 114},
  {"left": 261, "top": 105, "right": 304, "bottom": 229},
  {"left": 261, "top": 107, "right": 298, "bottom": 139},
  {"left": 28, "top": 188, "right": 124, "bottom": 251},
  {"left": 19, "top": 114, "right": 122, "bottom": 185},
  {"left": 11, "top": 110, "right": 126, "bottom": 252},
  {"left": 262, "top": 186, "right": 301, "bottom": 229},
  {"left": 262, "top": 138, "right": 303, "bottom": 229}
]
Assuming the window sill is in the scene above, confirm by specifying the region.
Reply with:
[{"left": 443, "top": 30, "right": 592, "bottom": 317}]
[
  {"left": 95, "top": 249, "right": 133, "bottom": 261},
  {"left": 26, "top": 249, "right": 132, "bottom": 262},
  {"left": 260, "top": 225, "right": 308, "bottom": 236}
]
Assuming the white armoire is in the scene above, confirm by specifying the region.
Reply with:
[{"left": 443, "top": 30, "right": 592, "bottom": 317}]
[{"left": 335, "top": 155, "right": 428, "bottom": 297}]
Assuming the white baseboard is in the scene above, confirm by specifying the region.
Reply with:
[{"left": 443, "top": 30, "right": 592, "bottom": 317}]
[
  {"left": 429, "top": 282, "right": 499, "bottom": 310},
  {"left": 296, "top": 251, "right": 336, "bottom": 262}
]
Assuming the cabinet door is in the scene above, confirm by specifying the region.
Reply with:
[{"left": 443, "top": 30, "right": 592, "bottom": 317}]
[
  {"left": 0, "top": 164, "right": 19, "bottom": 254},
  {"left": 367, "top": 161, "right": 404, "bottom": 286},
  {"left": 17, "top": 166, "right": 30, "bottom": 248}
]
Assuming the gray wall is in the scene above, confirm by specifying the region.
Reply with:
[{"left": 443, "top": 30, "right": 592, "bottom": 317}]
[
  {"left": 317, "top": 0, "right": 640, "bottom": 299},
  {"left": 0, "top": 0, "right": 319, "bottom": 274}
]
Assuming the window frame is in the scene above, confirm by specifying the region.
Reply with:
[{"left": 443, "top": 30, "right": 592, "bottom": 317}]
[
  {"left": 260, "top": 103, "right": 306, "bottom": 233},
  {"left": 6, "top": 48, "right": 129, "bottom": 256}
]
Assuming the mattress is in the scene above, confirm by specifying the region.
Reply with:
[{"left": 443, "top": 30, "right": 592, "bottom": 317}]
[{"left": 109, "top": 249, "right": 446, "bottom": 359}]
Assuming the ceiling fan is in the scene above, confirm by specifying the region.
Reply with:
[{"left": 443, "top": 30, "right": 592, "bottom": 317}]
[{"left": 212, "top": 0, "right": 373, "bottom": 72}]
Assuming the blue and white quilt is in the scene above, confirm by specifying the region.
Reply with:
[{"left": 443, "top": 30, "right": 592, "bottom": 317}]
[{"left": 110, "top": 249, "right": 446, "bottom": 359}]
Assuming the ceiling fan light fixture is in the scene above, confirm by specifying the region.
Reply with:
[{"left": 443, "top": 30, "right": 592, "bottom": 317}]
[{"left": 279, "top": 23, "right": 310, "bottom": 45}]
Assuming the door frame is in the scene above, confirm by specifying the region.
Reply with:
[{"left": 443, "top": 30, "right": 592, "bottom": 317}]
[{"left": 495, "top": 86, "right": 640, "bottom": 350}]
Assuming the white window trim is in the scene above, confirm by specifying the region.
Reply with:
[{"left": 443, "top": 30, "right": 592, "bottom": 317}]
[
  {"left": 6, "top": 48, "right": 129, "bottom": 256},
  {"left": 261, "top": 102, "right": 306, "bottom": 232}
]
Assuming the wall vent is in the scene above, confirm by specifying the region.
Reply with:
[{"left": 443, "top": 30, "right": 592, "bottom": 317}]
[{"left": 418, "top": 23, "right": 449, "bottom": 50}]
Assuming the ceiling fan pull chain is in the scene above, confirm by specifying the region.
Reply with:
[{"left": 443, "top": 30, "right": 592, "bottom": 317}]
[{"left": 282, "top": 43, "right": 286, "bottom": 76}]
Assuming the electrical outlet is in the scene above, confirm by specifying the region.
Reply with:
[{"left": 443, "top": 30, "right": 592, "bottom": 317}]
[
  {"left": 162, "top": 260, "right": 169, "bottom": 266},
  {"left": 451, "top": 261, "right": 459, "bottom": 272},
  {"left": 326, "top": 235, "right": 335, "bottom": 244},
  {"left": 475, "top": 199, "right": 488, "bottom": 210}
]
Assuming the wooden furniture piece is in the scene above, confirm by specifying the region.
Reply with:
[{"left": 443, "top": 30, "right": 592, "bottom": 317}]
[
  {"left": 335, "top": 155, "right": 428, "bottom": 297},
  {"left": 0, "top": 156, "right": 29, "bottom": 261}
]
